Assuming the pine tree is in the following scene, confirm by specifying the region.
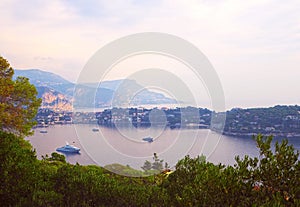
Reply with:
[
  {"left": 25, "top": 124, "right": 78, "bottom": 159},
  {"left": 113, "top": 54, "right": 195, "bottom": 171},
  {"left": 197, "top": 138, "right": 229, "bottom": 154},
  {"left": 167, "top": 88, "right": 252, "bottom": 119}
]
[{"left": 0, "top": 56, "right": 41, "bottom": 136}]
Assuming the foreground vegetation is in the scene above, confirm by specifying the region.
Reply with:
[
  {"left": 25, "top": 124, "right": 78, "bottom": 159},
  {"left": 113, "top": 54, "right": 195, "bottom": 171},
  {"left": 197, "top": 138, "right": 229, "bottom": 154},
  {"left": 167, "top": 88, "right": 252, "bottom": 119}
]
[
  {"left": 0, "top": 131, "right": 299, "bottom": 206},
  {"left": 0, "top": 56, "right": 41, "bottom": 136}
]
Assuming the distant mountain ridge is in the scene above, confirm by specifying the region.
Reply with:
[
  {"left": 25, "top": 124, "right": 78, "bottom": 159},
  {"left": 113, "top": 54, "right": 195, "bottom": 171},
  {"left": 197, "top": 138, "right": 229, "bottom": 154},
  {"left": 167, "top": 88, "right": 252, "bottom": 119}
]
[
  {"left": 14, "top": 69, "right": 176, "bottom": 110},
  {"left": 14, "top": 69, "right": 71, "bottom": 85}
]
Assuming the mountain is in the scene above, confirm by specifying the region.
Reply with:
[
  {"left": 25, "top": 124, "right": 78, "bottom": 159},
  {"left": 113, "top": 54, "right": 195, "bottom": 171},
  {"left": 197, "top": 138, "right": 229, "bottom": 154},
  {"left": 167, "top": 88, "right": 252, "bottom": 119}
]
[
  {"left": 82, "top": 79, "right": 124, "bottom": 91},
  {"left": 14, "top": 69, "right": 74, "bottom": 95},
  {"left": 36, "top": 86, "right": 73, "bottom": 111},
  {"left": 14, "top": 69, "right": 177, "bottom": 110},
  {"left": 77, "top": 79, "right": 176, "bottom": 107},
  {"left": 14, "top": 69, "right": 71, "bottom": 85}
]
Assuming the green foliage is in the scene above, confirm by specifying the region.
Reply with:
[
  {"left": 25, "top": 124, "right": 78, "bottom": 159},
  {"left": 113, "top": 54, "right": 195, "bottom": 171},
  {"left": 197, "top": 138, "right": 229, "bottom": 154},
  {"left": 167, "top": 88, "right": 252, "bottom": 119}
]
[
  {"left": 142, "top": 153, "right": 170, "bottom": 176},
  {"left": 141, "top": 160, "right": 152, "bottom": 172},
  {"left": 0, "top": 131, "right": 40, "bottom": 206},
  {"left": 162, "top": 135, "right": 299, "bottom": 206},
  {"left": 0, "top": 130, "right": 299, "bottom": 206},
  {"left": 0, "top": 56, "right": 41, "bottom": 136},
  {"left": 224, "top": 105, "right": 300, "bottom": 134},
  {"left": 164, "top": 155, "right": 237, "bottom": 206},
  {"left": 152, "top": 152, "right": 164, "bottom": 171},
  {"left": 104, "top": 163, "right": 145, "bottom": 177},
  {"left": 235, "top": 134, "right": 300, "bottom": 205},
  {"left": 42, "top": 152, "right": 67, "bottom": 163}
]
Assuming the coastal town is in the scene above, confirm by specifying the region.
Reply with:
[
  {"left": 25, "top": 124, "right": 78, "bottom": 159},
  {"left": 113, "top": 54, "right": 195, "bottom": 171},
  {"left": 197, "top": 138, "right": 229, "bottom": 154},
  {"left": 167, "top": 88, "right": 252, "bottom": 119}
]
[{"left": 35, "top": 105, "right": 300, "bottom": 138}]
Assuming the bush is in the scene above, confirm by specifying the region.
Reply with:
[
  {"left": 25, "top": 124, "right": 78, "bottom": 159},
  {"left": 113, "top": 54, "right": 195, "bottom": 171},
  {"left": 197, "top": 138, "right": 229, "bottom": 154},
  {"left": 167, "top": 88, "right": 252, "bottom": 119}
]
[{"left": 0, "top": 131, "right": 299, "bottom": 206}]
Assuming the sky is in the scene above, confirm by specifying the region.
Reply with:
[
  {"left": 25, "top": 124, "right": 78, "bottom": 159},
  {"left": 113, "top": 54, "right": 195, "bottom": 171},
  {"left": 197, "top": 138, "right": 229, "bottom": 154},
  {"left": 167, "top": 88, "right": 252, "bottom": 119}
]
[{"left": 0, "top": 0, "right": 300, "bottom": 109}]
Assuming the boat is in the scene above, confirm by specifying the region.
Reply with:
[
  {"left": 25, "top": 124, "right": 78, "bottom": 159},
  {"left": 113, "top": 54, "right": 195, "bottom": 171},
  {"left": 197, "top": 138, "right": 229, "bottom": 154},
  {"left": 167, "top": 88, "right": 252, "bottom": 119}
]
[
  {"left": 142, "top": 137, "right": 154, "bottom": 143},
  {"left": 39, "top": 130, "right": 48, "bottom": 133},
  {"left": 56, "top": 142, "right": 80, "bottom": 153},
  {"left": 92, "top": 128, "right": 99, "bottom": 132}
]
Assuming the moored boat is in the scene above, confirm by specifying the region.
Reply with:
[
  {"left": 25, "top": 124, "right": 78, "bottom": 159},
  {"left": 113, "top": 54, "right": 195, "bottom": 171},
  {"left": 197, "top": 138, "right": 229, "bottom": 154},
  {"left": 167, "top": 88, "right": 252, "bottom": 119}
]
[
  {"left": 142, "top": 137, "right": 153, "bottom": 143},
  {"left": 56, "top": 142, "right": 80, "bottom": 153}
]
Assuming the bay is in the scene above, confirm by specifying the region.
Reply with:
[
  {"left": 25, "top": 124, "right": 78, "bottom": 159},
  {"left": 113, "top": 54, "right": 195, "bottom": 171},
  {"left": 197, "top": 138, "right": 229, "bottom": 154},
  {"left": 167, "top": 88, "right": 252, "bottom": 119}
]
[{"left": 27, "top": 124, "right": 300, "bottom": 169}]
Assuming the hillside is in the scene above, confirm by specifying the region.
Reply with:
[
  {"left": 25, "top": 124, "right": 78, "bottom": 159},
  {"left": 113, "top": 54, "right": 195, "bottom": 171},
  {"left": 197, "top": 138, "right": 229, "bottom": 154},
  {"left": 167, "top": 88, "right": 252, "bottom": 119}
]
[
  {"left": 36, "top": 86, "right": 73, "bottom": 111},
  {"left": 14, "top": 69, "right": 177, "bottom": 110},
  {"left": 14, "top": 69, "right": 74, "bottom": 95}
]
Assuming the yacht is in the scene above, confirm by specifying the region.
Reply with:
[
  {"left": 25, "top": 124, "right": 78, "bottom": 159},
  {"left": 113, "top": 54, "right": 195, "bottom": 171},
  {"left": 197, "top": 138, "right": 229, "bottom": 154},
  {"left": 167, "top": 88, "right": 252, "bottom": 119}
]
[
  {"left": 142, "top": 137, "right": 154, "bottom": 143},
  {"left": 56, "top": 142, "right": 80, "bottom": 153}
]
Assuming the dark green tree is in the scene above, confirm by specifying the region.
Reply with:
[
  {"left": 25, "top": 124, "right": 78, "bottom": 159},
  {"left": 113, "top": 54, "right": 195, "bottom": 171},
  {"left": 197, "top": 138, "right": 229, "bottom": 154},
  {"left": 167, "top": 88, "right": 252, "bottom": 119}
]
[
  {"left": 235, "top": 134, "right": 300, "bottom": 205},
  {"left": 163, "top": 135, "right": 300, "bottom": 206},
  {"left": 152, "top": 153, "right": 164, "bottom": 171},
  {"left": 42, "top": 152, "right": 66, "bottom": 163},
  {"left": 141, "top": 160, "right": 152, "bottom": 171},
  {"left": 0, "top": 56, "right": 41, "bottom": 136},
  {"left": 0, "top": 131, "right": 40, "bottom": 206}
]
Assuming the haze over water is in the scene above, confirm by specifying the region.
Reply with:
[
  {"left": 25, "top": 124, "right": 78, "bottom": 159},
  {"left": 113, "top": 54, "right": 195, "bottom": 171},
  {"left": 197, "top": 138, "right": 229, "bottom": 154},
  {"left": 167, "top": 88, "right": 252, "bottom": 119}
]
[{"left": 27, "top": 124, "right": 300, "bottom": 169}]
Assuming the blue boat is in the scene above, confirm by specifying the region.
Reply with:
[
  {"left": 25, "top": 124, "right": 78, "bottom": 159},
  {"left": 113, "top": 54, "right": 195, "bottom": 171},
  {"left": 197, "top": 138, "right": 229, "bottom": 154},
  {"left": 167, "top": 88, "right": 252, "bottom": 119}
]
[
  {"left": 142, "top": 137, "right": 154, "bottom": 143},
  {"left": 56, "top": 142, "right": 80, "bottom": 153}
]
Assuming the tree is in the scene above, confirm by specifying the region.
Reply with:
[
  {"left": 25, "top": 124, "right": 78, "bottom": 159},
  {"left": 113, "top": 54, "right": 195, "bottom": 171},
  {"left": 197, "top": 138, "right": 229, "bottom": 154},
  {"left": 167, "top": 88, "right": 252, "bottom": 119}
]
[
  {"left": 152, "top": 153, "right": 164, "bottom": 171},
  {"left": 141, "top": 160, "right": 152, "bottom": 171},
  {"left": 235, "top": 134, "right": 300, "bottom": 205},
  {"left": 42, "top": 152, "right": 66, "bottom": 163},
  {"left": 163, "top": 135, "right": 300, "bottom": 206},
  {"left": 0, "top": 131, "right": 40, "bottom": 206},
  {"left": 0, "top": 56, "right": 41, "bottom": 136}
]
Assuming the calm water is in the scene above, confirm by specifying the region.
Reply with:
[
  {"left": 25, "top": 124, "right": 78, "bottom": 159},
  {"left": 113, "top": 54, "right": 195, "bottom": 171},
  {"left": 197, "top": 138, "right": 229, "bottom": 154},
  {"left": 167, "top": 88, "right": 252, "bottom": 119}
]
[{"left": 27, "top": 125, "right": 300, "bottom": 169}]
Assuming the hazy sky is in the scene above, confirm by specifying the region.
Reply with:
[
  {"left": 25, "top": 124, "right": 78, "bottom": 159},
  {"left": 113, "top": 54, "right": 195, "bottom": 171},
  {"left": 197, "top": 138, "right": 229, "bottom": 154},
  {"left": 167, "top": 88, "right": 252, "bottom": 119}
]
[{"left": 1, "top": 0, "right": 299, "bottom": 109}]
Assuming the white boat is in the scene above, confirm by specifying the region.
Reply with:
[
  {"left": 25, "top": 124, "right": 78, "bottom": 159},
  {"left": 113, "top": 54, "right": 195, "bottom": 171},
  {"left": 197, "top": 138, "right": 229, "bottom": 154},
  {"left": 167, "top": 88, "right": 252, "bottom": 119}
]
[{"left": 56, "top": 142, "right": 80, "bottom": 153}]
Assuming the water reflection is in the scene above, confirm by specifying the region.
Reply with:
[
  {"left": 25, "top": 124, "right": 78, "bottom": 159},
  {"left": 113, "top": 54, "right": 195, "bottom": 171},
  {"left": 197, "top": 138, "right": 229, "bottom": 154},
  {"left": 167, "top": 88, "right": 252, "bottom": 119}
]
[{"left": 27, "top": 124, "right": 300, "bottom": 169}]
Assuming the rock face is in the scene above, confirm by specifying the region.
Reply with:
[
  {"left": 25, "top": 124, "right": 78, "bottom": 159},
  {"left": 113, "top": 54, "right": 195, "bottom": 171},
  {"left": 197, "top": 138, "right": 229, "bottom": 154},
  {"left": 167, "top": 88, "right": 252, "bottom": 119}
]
[{"left": 37, "top": 87, "right": 73, "bottom": 111}]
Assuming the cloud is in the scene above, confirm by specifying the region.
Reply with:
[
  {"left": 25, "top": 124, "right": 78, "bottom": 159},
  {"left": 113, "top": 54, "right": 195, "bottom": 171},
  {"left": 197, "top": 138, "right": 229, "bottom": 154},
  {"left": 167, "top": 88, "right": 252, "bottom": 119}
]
[
  {"left": 34, "top": 56, "right": 54, "bottom": 61},
  {"left": 0, "top": 0, "right": 299, "bottom": 108}
]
